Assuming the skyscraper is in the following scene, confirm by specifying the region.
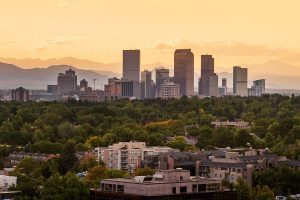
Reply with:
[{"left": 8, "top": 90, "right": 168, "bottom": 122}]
[
  {"left": 11, "top": 87, "right": 29, "bottom": 102},
  {"left": 222, "top": 78, "right": 227, "bottom": 88},
  {"left": 141, "top": 70, "right": 153, "bottom": 99},
  {"left": 249, "top": 79, "right": 266, "bottom": 96},
  {"left": 57, "top": 68, "right": 77, "bottom": 94},
  {"left": 219, "top": 78, "right": 227, "bottom": 96},
  {"left": 174, "top": 49, "right": 194, "bottom": 97},
  {"left": 123, "top": 50, "right": 140, "bottom": 98},
  {"left": 155, "top": 67, "right": 169, "bottom": 97},
  {"left": 199, "top": 55, "right": 218, "bottom": 97},
  {"left": 233, "top": 66, "right": 248, "bottom": 96},
  {"left": 80, "top": 79, "right": 88, "bottom": 91}
]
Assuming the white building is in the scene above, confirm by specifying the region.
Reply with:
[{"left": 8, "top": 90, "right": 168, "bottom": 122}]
[
  {"left": 0, "top": 175, "right": 17, "bottom": 190},
  {"left": 248, "top": 79, "right": 266, "bottom": 97},
  {"left": 159, "top": 82, "right": 180, "bottom": 99}
]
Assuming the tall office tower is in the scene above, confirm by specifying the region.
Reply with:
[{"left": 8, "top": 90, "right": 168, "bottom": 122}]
[
  {"left": 155, "top": 67, "right": 170, "bottom": 97},
  {"left": 233, "top": 66, "right": 248, "bottom": 96},
  {"left": 249, "top": 79, "right": 266, "bottom": 96},
  {"left": 80, "top": 79, "right": 88, "bottom": 91},
  {"left": 123, "top": 50, "right": 140, "bottom": 98},
  {"left": 57, "top": 68, "right": 77, "bottom": 94},
  {"left": 219, "top": 78, "right": 228, "bottom": 96},
  {"left": 174, "top": 49, "right": 194, "bottom": 97},
  {"left": 222, "top": 78, "right": 227, "bottom": 88},
  {"left": 11, "top": 87, "right": 29, "bottom": 102},
  {"left": 198, "top": 55, "right": 219, "bottom": 97},
  {"left": 141, "top": 70, "right": 153, "bottom": 99}
]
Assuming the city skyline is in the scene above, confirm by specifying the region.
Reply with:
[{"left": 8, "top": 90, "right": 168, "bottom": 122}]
[{"left": 1, "top": 0, "right": 300, "bottom": 78}]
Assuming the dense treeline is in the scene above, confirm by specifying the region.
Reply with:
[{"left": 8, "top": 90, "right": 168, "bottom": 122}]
[
  {"left": 0, "top": 94, "right": 300, "bottom": 157},
  {"left": 1, "top": 94, "right": 300, "bottom": 198}
]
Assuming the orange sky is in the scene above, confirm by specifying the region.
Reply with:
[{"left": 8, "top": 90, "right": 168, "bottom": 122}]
[{"left": 1, "top": 0, "right": 300, "bottom": 72}]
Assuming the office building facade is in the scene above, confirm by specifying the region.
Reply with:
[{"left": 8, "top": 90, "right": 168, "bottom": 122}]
[
  {"left": 155, "top": 67, "right": 170, "bottom": 97},
  {"left": 199, "top": 55, "right": 218, "bottom": 97},
  {"left": 174, "top": 49, "right": 194, "bottom": 97},
  {"left": 57, "top": 68, "right": 77, "bottom": 94},
  {"left": 159, "top": 82, "right": 181, "bottom": 99},
  {"left": 141, "top": 70, "right": 153, "bottom": 99},
  {"left": 11, "top": 87, "right": 29, "bottom": 102},
  {"left": 233, "top": 66, "right": 248, "bottom": 96},
  {"left": 123, "top": 50, "right": 140, "bottom": 98},
  {"left": 248, "top": 79, "right": 266, "bottom": 96}
]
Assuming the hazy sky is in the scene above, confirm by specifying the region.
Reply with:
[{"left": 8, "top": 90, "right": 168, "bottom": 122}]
[{"left": 1, "top": 0, "right": 300, "bottom": 72}]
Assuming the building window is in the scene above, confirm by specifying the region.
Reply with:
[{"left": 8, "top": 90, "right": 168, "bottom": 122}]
[
  {"left": 192, "top": 184, "right": 197, "bottom": 192},
  {"left": 180, "top": 176, "right": 183, "bottom": 181},
  {"left": 117, "top": 185, "right": 124, "bottom": 193},
  {"left": 198, "top": 184, "right": 206, "bottom": 192},
  {"left": 180, "top": 187, "right": 187, "bottom": 193},
  {"left": 172, "top": 187, "right": 176, "bottom": 194}
]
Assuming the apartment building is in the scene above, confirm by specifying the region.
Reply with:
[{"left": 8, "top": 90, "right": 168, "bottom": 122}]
[{"left": 95, "top": 142, "right": 174, "bottom": 173}]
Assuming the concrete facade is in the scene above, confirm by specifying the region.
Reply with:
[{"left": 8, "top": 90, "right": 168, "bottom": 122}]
[
  {"left": 100, "top": 169, "right": 221, "bottom": 196},
  {"left": 174, "top": 49, "right": 194, "bottom": 97},
  {"left": 233, "top": 66, "right": 248, "bottom": 96}
]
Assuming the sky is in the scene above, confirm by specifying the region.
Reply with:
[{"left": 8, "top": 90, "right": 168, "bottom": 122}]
[{"left": 1, "top": 0, "right": 300, "bottom": 73}]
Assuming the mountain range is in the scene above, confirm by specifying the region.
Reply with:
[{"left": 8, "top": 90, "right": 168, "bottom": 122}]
[
  {"left": 0, "top": 57, "right": 299, "bottom": 90},
  {"left": 0, "top": 62, "right": 116, "bottom": 90}
]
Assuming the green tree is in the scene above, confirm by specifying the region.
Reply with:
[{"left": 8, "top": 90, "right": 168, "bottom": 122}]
[
  {"left": 252, "top": 185, "right": 275, "bottom": 200},
  {"left": 134, "top": 167, "right": 155, "bottom": 176},
  {"left": 59, "top": 140, "right": 78, "bottom": 175},
  {"left": 235, "top": 177, "right": 252, "bottom": 200},
  {"left": 167, "top": 136, "right": 191, "bottom": 151},
  {"left": 40, "top": 172, "right": 89, "bottom": 200}
]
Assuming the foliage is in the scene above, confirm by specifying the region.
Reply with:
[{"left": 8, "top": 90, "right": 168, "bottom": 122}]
[
  {"left": 234, "top": 177, "right": 252, "bottom": 200},
  {"left": 134, "top": 167, "right": 155, "bottom": 176}
]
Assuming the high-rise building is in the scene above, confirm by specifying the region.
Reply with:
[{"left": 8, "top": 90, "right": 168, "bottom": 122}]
[
  {"left": 159, "top": 82, "right": 181, "bottom": 99},
  {"left": 199, "top": 55, "right": 219, "bottom": 97},
  {"left": 47, "top": 85, "right": 60, "bottom": 95},
  {"left": 80, "top": 79, "right": 88, "bottom": 91},
  {"left": 222, "top": 78, "right": 227, "bottom": 88},
  {"left": 123, "top": 50, "right": 140, "bottom": 98},
  {"left": 219, "top": 78, "right": 227, "bottom": 96},
  {"left": 155, "top": 67, "right": 170, "bottom": 97},
  {"left": 233, "top": 66, "right": 248, "bottom": 96},
  {"left": 174, "top": 49, "right": 194, "bottom": 97},
  {"left": 11, "top": 87, "right": 29, "bottom": 102},
  {"left": 57, "top": 68, "right": 77, "bottom": 94},
  {"left": 248, "top": 79, "right": 266, "bottom": 96},
  {"left": 141, "top": 70, "right": 153, "bottom": 99},
  {"left": 116, "top": 79, "right": 134, "bottom": 98}
]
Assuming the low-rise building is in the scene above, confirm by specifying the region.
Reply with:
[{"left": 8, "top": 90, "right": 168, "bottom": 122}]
[
  {"left": 142, "top": 151, "right": 204, "bottom": 176},
  {"left": 91, "top": 169, "right": 236, "bottom": 199},
  {"left": 211, "top": 121, "right": 250, "bottom": 129},
  {"left": 4, "top": 152, "right": 58, "bottom": 167},
  {"left": 0, "top": 175, "right": 17, "bottom": 190}
]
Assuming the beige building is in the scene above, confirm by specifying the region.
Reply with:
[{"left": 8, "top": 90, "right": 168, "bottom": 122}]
[
  {"left": 100, "top": 169, "right": 221, "bottom": 196},
  {"left": 158, "top": 82, "right": 180, "bottom": 99},
  {"left": 174, "top": 49, "right": 194, "bottom": 97},
  {"left": 233, "top": 66, "right": 248, "bottom": 96},
  {"left": 211, "top": 121, "right": 250, "bottom": 129},
  {"left": 95, "top": 142, "right": 174, "bottom": 173}
]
